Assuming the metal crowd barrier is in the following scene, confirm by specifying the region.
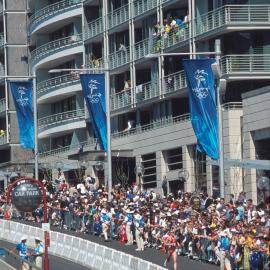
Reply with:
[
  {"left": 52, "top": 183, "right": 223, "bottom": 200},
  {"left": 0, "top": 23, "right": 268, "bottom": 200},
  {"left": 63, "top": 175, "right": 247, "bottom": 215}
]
[{"left": 0, "top": 219, "right": 166, "bottom": 270}]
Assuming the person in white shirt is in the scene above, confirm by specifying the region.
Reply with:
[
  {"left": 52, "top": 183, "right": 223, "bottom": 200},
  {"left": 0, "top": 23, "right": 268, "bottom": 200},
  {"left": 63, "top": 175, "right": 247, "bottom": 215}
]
[
  {"left": 33, "top": 237, "right": 44, "bottom": 268},
  {"left": 134, "top": 212, "right": 144, "bottom": 251}
]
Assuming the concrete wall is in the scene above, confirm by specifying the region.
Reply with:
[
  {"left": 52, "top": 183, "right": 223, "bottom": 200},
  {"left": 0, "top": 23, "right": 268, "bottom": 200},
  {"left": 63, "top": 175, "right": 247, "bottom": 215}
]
[
  {"left": 0, "top": 220, "right": 165, "bottom": 270},
  {"left": 242, "top": 87, "right": 270, "bottom": 204},
  {"left": 222, "top": 108, "right": 243, "bottom": 199},
  {"left": 112, "top": 118, "right": 196, "bottom": 190}
]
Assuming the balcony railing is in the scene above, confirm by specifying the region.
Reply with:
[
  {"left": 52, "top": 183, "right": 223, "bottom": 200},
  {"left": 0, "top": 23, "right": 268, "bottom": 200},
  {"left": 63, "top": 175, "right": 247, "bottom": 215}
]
[
  {"left": 0, "top": 134, "right": 7, "bottom": 145},
  {"left": 133, "top": 0, "right": 158, "bottom": 17},
  {"left": 162, "top": 26, "right": 190, "bottom": 50},
  {"left": 31, "top": 34, "right": 83, "bottom": 66},
  {"left": 108, "top": 4, "right": 129, "bottom": 29},
  {"left": 109, "top": 47, "right": 130, "bottom": 69},
  {"left": 112, "top": 113, "right": 191, "bottom": 139},
  {"left": 86, "top": 57, "right": 104, "bottom": 70},
  {"left": 134, "top": 37, "right": 157, "bottom": 61},
  {"left": 29, "top": 0, "right": 82, "bottom": 34},
  {"left": 38, "top": 109, "right": 85, "bottom": 130},
  {"left": 223, "top": 102, "right": 243, "bottom": 110},
  {"left": 0, "top": 32, "right": 4, "bottom": 47},
  {"left": 111, "top": 88, "right": 132, "bottom": 111},
  {"left": 221, "top": 54, "right": 270, "bottom": 75},
  {"left": 0, "top": 98, "right": 6, "bottom": 113},
  {"left": 37, "top": 73, "right": 80, "bottom": 99},
  {"left": 85, "top": 17, "right": 103, "bottom": 40},
  {"left": 135, "top": 81, "right": 159, "bottom": 103},
  {"left": 163, "top": 70, "right": 186, "bottom": 95},
  {"left": 110, "top": 70, "right": 187, "bottom": 111},
  {"left": 39, "top": 138, "right": 95, "bottom": 158},
  {"left": 196, "top": 5, "right": 270, "bottom": 36}
]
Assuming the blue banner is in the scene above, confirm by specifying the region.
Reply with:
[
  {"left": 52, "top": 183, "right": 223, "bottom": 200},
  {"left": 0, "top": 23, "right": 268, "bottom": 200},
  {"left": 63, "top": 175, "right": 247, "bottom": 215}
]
[
  {"left": 183, "top": 59, "right": 219, "bottom": 160},
  {"left": 10, "top": 81, "right": 34, "bottom": 149},
  {"left": 80, "top": 74, "right": 107, "bottom": 151}
]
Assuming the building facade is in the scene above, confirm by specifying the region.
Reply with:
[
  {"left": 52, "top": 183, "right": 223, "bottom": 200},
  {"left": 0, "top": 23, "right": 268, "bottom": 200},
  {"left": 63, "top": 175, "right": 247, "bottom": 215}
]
[
  {"left": 1, "top": 0, "right": 270, "bottom": 203},
  {"left": 0, "top": 0, "right": 34, "bottom": 190}
]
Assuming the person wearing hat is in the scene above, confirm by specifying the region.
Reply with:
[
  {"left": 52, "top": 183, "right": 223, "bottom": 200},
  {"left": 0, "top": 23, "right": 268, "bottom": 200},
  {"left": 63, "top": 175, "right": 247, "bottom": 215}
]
[
  {"left": 217, "top": 231, "right": 231, "bottom": 270},
  {"left": 134, "top": 212, "right": 144, "bottom": 251},
  {"left": 32, "top": 237, "right": 44, "bottom": 268},
  {"left": 101, "top": 209, "right": 111, "bottom": 242},
  {"left": 124, "top": 208, "right": 134, "bottom": 245},
  {"left": 13, "top": 236, "right": 30, "bottom": 270}
]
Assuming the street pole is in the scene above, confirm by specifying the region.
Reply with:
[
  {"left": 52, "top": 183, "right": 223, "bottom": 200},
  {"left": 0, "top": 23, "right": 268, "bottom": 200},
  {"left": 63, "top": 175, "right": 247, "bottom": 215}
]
[
  {"left": 33, "top": 69, "right": 39, "bottom": 180},
  {"left": 6, "top": 178, "right": 50, "bottom": 270},
  {"left": 214, "top": 39, "right": 225, "bottom": 198},
  {"left": 105, "top": 64, "right": 112, "bottom": 202},
  {"left": 41, "top": 183, "right": 50, "bottom": 270}
]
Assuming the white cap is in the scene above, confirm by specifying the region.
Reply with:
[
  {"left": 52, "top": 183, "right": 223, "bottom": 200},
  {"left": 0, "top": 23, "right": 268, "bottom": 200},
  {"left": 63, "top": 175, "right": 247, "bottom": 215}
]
[
  {"left": 21, "top": 236, "right": 27, "bottom": 241},
  {"left": 35, "top": 237, "right": 41, "bottom": 241}
]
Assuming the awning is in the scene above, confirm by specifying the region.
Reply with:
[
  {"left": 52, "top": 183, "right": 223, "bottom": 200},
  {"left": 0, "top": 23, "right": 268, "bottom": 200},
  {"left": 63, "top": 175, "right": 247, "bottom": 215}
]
[{"left": 208, "top": 159, "right": 270, "bottom": 170}]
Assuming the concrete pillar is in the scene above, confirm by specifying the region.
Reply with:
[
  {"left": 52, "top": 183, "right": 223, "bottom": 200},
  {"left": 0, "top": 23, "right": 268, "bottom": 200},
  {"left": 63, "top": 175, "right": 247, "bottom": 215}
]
[
  {"left": 206, "top": 157, "right": 213, "bottom": 196},
  {"left": 135, "top": 155, "right": 142, "bottom": 186},
  {"left": 222, "top": 109, "right": 243, "bottom": 200},
  {"left": 156, "top": 150, "right": 165, "bottom": 194},
  {"left": 243, "top": 131, "right": 257, "bottom": 204},
  {"left": 183, "top": 145, "right": 195, "bottom": 192}
]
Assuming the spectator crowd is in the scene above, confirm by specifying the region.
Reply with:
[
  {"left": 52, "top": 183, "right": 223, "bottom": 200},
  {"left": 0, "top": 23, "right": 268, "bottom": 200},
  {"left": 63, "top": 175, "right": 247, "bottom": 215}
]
[
  {"left": 153, "top": 12, "right": 190, "bottom": 52},
  {"left": 0, "top": 174, "right": 269, "bottom": 270}
]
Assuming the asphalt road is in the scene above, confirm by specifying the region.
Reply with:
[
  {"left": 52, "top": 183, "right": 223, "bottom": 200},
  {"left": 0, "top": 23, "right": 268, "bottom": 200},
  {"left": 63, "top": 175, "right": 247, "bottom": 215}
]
[
  {"left": 2, "top": 220, "right": 219, "bottom": 270},
  {"left": 0, "top": 240, "right": 91, "bottom": 270}
]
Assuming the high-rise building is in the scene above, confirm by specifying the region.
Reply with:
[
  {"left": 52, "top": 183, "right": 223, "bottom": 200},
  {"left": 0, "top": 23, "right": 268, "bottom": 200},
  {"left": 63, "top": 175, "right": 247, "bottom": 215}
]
[
  {"left": 1, "top": 0, "right": 270, "bottom": 203},
  {"left": 0, "top": 0, "right": 33, "bottom": 190}
]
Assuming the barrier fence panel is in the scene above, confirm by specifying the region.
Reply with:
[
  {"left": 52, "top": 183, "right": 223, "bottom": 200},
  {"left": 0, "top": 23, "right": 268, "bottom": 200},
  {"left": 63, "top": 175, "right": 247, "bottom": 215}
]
[{"left": 0, "top": 220, "right": 166, "bottom": 270}]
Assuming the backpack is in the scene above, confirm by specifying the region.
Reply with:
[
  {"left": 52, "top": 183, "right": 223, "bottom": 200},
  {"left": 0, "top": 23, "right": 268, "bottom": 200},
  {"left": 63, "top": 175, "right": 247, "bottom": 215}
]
[{"left": 249, "top": 251, "right": 263, "bottom": 269}]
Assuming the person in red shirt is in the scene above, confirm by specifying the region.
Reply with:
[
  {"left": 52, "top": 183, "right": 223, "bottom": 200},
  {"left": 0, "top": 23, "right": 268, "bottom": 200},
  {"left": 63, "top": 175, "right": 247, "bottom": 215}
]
[
  {"left": 59, "top": 180, "right": 68, "bottom": 191},
  {"left": 163, "top": 230, "right": 178, "bottom": 270}
]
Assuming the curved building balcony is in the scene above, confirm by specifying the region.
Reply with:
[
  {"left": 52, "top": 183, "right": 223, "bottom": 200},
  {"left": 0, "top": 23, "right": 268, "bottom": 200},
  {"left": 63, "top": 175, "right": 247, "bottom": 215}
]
[
  {"left": 135, "top": 81, "right": 159, "bottom": 104},
  {"left": 109, "top": 47, "right": 130, "bottom": 70},
  {"left": 86, "top": 57, "right": 104, "bottom": 70},
  {"left": 108, "top": 4, "right": 129, "bottom": 30},
  {"left": 162, "top": 26, "right": 190, "bottom": 51},
  {"left": 37, "top": 73, "right": 81, "bottom": 104},
  {"left": 39, "top": 138, "right": 95, "bottom": 159},
  {"left": 221, "top": 54, "right": 270, "bottom": 80},
  {"left": 84, "top": 17, "right": 103, "bottom": 42},
  {"left": 135, "top": 28, "right": 190, "bottom": 62},
  {"left": 195, "top": 5, "right": 270, "bottom": 40},
  {"left": 112, "top": 113, "right": 191, "bottom": 140},
  {"left": 134, "top": 37, "right": 157, "bottom": 61},
  {"left": 110, "top": 70, "right": 187, "bottom": 113},
  {"left": 31, "top": 34, "right": 83, "bottom": 68},
  {"left": 133, "top": 0, "right": 158, "bottom": 18},
  {"left": 29, "top": 0, "right": 82, "bottom": 35},
  {"left": 111, "top": 88, "right": 132, "bottom": 112},
  {"left": 38, "top": 109, "right": 85, "bottom": 139},
  {"left": 163, "top": 70, "right": 187, "bottom": 97}
]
